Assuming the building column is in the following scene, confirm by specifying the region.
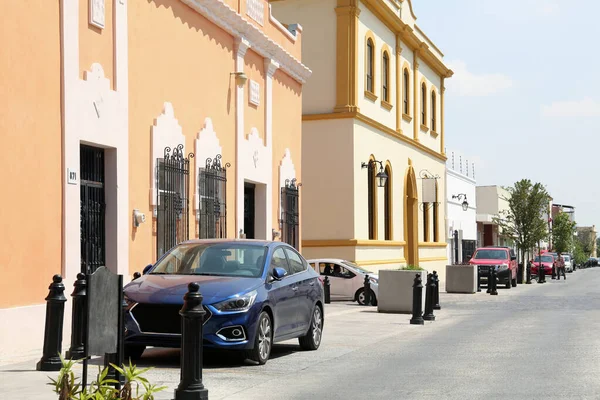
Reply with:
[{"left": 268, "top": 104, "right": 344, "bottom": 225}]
[
  {"left": 264, "top": 58, "right": 279, "bottom": 239},
  {"left": 440, "top": 77, "right": 445, "bottom": 156},
  {"left": 334, "top": 0, "right": 360, "bottom": 113},
  {"left": 412, "top": 49, "right": 419, "bottom": 141},
  {"left": 395, "top": 34, "right": 402, "bottom": 132},
  {"left": 234, "top": 37, "right": 250, "bottom": 237}
]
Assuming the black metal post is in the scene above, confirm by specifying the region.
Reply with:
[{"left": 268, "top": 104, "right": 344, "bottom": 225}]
[
  {"left": 410, "top": 273, "right": 424, "bottom": 325},
  {"left": 36, "top": 275, "right": 67, "bottom": 371},
  {"left": 175, "top": 282, "right": 209, "bottom": 400},
  {"left": 477, "top": 266, "right": 481, "bottom": 292},
  {"left": 66, "top": 273, "right": 86, "bottom": 360},
  {"left": 432, "top": 271, "right": 441, "bottom": 310},
  {"left": 486, "top": 267, "right": 492, "bottom": 293},
  {"left": 363, "top": 275, "right": 371, "bottom": 306},
  {"left": 526, "top": 261, "right": 532, "bottom": 284},
  {"left": 423, "top": 274, "right": 436, "bottom": 321},
  {"left": 323, "top": 276, "right": 331, "bottom": 304},
  {"left": 453, "top": 230, "right": 459, "bottom": 264},
  {"left": 552, "top": 264, "right": 556, "bottom": 279},
  {"left": 490, "top": 268, "right": 498, "bottom": 296}
]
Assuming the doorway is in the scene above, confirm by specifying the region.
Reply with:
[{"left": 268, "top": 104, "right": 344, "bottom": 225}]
[
  {"left": 80, "top": 145, "right": 106, "bottom": 274},
  {"left": 244, "top": 183, "right": 256, "bottom": 239}
]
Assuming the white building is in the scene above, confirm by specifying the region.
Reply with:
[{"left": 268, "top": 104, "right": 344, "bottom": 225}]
[{"left": 446, "top": 151, "right": 477, "bottom": 263}]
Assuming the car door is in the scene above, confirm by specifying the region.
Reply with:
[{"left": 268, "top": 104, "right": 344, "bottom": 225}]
[
  {"left": 320, "top": 262, "right": 348, "bottom": 300},
  {"left": 268, "top": 246, "right": 300, "bottom": 339},
  {"left": 284, "top": 247, "right": 314, "bottom": 332}
]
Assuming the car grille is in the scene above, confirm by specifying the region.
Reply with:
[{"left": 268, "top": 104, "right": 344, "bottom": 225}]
[
  {"left": 131, "top": 303, "right": 212, "bottom": 335},
  {"left": 476, "top": 265, "right": 498, "bottom": 274}
]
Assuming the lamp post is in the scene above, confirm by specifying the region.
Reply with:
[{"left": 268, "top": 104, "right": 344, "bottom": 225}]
[
  {"left": 361, "top": 159, "right": 388, "bottom": 188},
  {"left": 452, "top": 193, "right": 469, "bottom": 211}
]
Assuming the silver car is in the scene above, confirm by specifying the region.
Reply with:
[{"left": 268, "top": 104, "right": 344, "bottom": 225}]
[
  {"left": 562, "top": 254, "right": 573, "bottom": 273},
  {"left": 307, "top": 258, "right": 379, "bottom": 305}
]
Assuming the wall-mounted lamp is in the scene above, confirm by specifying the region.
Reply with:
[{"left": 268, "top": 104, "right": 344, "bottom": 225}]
[
  {"left": 452, "top": 194, "right": 469, "bottom": 211},
  {"left": 361, "top": 159, "right": 388, "bottom": 187},
  {"left": 231, "top": 71, "right": 248, "bottom": 87},
  {"left": 133, "top": 209, "right": 146, "bottom": 227}
]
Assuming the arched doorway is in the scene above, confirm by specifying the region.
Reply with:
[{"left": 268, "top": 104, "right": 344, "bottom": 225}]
[{"left": 404, "top": 164, "right": 419, "bottom": 266}]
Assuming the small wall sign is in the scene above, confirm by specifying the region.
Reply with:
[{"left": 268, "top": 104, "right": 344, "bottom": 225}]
[
  {"left": 67, "top": 169, "right": 78, "bottom": 185},
  {"left": 90, "top": 0, "right": 106, "bottom": 29}
]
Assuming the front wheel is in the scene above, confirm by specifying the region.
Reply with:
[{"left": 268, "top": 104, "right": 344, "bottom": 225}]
[
  {"left": 299, "top": 305, "right": 323, "bottom": 351},
  {"left": 356, "top": 288, "right": 377, "bottom": 306},
  {"left": 511, "top": 273, "right": 517, "bottom": 287},
  {"left": 124, "top": 345, "right": 145, "bottom": 361},
  {"left": 245, "top": 311, "right": 272, "bottom": 365},
  {"left": 505, "top": 276, "right": 511, "bottom": 289}
]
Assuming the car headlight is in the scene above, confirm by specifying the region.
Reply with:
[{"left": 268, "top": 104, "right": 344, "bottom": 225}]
[
  {"left": 123, "top": 294, "right": 136, "bottom": 310},
  {"left": 369, "top": 277, "right": 378, "bottom": 284},
  {"left": 213, "top": 290, "right": 258, "bottom": 312},
  {"left": 498, "top": 264, "right": 509, "bottom": 271}
]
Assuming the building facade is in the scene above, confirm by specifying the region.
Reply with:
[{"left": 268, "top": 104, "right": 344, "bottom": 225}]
[
  {"left": 0, "top": 0, "right": 309, "bottom": 362},
  {"left": 446, "top": 152, "right": 477, "bottom": 264},
  {"left": 476, "top": 185, "right": 516, "bottom": 250},
  {"left": 271, "top": 0, "right": 453, "bottom": 278}
]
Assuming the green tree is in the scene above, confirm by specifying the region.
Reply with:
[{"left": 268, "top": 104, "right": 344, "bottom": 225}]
[
  {"left": 495, "top": 179, "right": 550, "bottom": 282},
  {"left": 573, "top": 239, "right": 587, "bottom": 265},
  {"left": 552, "top": 212, "right": 575, "bottom": 254}
]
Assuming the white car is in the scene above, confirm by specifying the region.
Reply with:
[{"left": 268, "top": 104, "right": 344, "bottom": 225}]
[
  {"left": 562, "top": 254, "right": 573, "bottom": 273},
  {"left": 307, "top": 258, "right": 379, "bottom": 305}
]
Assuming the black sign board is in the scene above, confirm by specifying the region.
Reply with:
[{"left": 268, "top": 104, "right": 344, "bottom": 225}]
[{"left": 82, "top": 266, "right": 124, "bottom": 389}]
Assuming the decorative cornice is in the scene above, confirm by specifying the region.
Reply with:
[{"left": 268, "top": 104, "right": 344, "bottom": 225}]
[
  {"left": 181, "top": 0, "right": 312, "bottom": 84},
  {"left": 265, "top": 58, "right": 280, "bottom": 77}
]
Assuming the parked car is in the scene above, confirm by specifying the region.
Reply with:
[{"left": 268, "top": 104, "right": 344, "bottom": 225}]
[
  {"left": 468, "top": 246, "right": 518, "bottom": 288},
  {"left": 561, "top": 254, "right": 574, "bottom": 273},
  {"left": 307, "top": 258, "right": 379, "bottom": 305},
  {"left": 531, "top": 253, "right": 555, "bottom": 277},
  {"left": 123, "top": 239, "right": 324, "bottom": 365}
]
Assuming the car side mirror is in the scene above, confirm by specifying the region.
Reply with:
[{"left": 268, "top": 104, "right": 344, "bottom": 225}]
[
  {"left": 142, "top": 264, "right": 153, "bottom": 275},
  {"left": 511, "top": 256, "right": 517, "bottom": 261},
  {"left": 271, "top": 267, "right": 287, "bottom": 281}
]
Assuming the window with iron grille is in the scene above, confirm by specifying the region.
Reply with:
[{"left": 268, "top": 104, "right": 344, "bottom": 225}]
[
  {"left": 198, "top": 154, "right": 229, "bottom": 239},
  {"left": 431, "top": 91, "right": 437, "bottom": 131},
  {"left": 366, "top": 38, "right": 374, "bottom": 93},
  {"left": 156, "top": 144, "right": 193, "bottom": 259},
  {"left": 421, "top": 83, "right": 427, "bottom": 125},
  {"left": 403, "top": 69, "right": 410, "bottom": 114},
  {"left": 281, "top": 179, "right": 300, "bottom": 249},
  {"left": 382, "top": 52, "right": 389, "bottom": 102}
]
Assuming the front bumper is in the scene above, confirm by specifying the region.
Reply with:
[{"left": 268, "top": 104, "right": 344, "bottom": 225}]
[
  {"left": 476, "top": 265, "right": 511, "bottom": 283},
  {"left": 124, "top": 302, "right": 261, "bottom": 351}
]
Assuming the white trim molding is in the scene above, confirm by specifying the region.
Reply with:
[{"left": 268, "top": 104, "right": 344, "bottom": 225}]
[{"left": 180, "top": 0, "right": 312, "bottom": 84}]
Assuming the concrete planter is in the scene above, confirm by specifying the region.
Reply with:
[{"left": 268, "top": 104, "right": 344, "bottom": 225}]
[
  {"left": 445, "top": 264, "right": 478, "bottom": 294},
  {"left": 377, "top": 269, "right": 427, "bottom": 314}
]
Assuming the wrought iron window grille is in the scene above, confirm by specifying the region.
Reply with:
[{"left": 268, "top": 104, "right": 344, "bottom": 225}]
[
  {"left": 281, "top": 178, "right": 301, "bottom": 249},
  {"left": 198, "top": 154, "right": 230, "bottom": 239}
]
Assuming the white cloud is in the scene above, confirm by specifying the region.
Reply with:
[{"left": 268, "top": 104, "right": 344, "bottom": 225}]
[
  {"left": 541, "top": 98, "right": 600, "bottom": 118},
  {"left": 446, "top": 60, "right": 514, "bottom": 97},
  {"left": 540, "top": 2, "right": 560, "bottom": 15}
]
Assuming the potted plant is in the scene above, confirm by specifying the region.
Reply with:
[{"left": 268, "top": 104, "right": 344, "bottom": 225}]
[{"left": 377, "top": 265, "right": 427, "bottom": 314}]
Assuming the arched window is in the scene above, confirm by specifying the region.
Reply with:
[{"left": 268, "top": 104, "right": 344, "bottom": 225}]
[
  {"left": 367, "top": 158, "right": 377, "bottom": 239},
  {"left": 366, "top": 38, "right": 374, "bottom": 93},
  {"left": 421, "top": 82, "right": 427, "bottom": 126},
  {"left": 431, "top": 91, "right": 437, "bottom": 131},
  {"left": 403, "top": 69, "right": 410, "bottom": 114},
  {"left": 382, "top": 51, "right": 390, "bottom": 102},
  {"left": 384, "top": 164, "right": 392, "bottom": 240}
]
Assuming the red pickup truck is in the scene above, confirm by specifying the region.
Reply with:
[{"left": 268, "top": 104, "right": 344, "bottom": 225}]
[{"left": 468, "top": 246, "right": 518, "bottom": 289}]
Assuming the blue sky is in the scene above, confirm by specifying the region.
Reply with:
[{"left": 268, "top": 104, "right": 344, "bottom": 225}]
[{"left": 414, "top": 0, "right": 600, "bottom": 230}]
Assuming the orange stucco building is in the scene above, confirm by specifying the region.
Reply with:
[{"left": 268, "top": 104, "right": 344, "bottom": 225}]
[{"left": 0, "top": 0, "right": 309, "bottom": 362}]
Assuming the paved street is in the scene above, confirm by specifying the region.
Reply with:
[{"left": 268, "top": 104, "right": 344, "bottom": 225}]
[{"left": 3, "top": 269, "right": 600, "bottom": 399}]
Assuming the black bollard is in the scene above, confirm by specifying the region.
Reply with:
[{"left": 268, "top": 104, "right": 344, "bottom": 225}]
[
  {"left": 551, "top": 265, "right": 556, "bottom": 279},
  {"left": 36, "top": 275, "right": 67, "bottom": 371},
  {"left": 174, "top": 282, "right": 209, "bottom": 400},
  {"left": 526, "top": 261, "right": 532, "bottom": 284},
  {"left": 323, "top": 276, "right": 331, "bottom": 304},
  {"left": 540, "top": 262, "right": 546, "bottom": 283},
  {"left": 423, "top": 274, "right": 436, "bottom": 321},
  {"left": 432, "top": 271, "right": 441, "bottom": 310},
  {"left": 490, "top": 268, "right": 498, "bottom": 296},
  {"left": 363, "top": 275, "right": 371, "bottom": 306},
  {"left": 66, "top": 273, "right": 87, "bottom": 360},
  {"left": 409, "top": 273, "right": 424, "bottom": 325},
  {"left": 477, "top": 266, "right": 481, "bottom": 292},
  {"left": 486, "top": 267, "right": 492, "bottom": 293}
]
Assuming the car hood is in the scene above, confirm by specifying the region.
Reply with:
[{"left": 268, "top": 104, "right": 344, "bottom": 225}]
[
  {"left": 532, "top": 262, "right": 553, "bottom": 267},
  {"left": 124, "top": 274, "right": 263, "bottom": 306},
  {"left": 470, "top": 259, "right": 509, "bottom": 265}
]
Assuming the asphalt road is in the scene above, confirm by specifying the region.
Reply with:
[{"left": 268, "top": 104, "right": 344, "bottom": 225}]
[{"left": 3, "top": 268, "right": 600, "bottom": 399}]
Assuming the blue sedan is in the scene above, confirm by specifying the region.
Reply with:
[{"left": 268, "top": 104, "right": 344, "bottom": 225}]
[{"left": 123, "top": 239, "right": 325, "bottom": 365}]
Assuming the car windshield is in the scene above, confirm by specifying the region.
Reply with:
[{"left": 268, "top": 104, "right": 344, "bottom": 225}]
[
  {"left": 563, "top": 255, "right": 570, "bottom": 262},
  {"left": 473, "top": 249, "right": 508, "bottom": 260},
  {"left": 341, "top": 261, "right": 372, "bottom": 274},
  {"left": 534, "top": 255, "right": 554, "bottom": 263},
  {"left": 150, "top": 243, "right": 268, "bottom": 278}
]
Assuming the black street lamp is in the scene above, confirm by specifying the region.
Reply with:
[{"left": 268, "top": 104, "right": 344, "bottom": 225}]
[
  {"left": 452, "top": 193, "right": 469, "bottom": 211},
  {"left": 361, "top": 159, "right": 388, "bottom": 187}
]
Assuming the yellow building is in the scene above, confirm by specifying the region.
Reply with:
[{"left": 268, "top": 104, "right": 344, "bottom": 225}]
[
  {"left": 271, "top": 0, "right": 453, "bottom": 278},
  {"left": 0, "top": 0, "right": 308, "bottom": 361}
]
